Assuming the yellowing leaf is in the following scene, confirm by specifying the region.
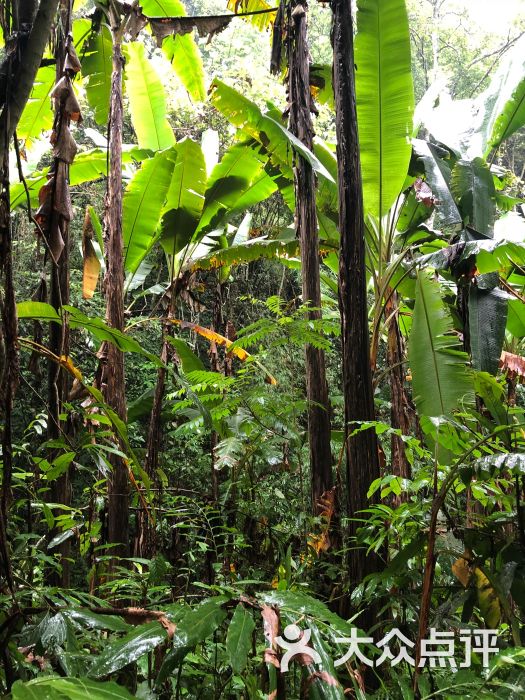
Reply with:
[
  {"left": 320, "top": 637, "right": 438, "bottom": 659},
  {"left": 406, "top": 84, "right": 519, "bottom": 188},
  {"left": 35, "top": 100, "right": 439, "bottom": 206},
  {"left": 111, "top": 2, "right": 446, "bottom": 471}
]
[
  {"left": 474, "top": 568, "right": 502, "bottom": 628},
  {"left": 82, "top": 207, "right": 102, "bottom": 299},
  {"left": 59, "top": 355, "right": 83, "bottom": 381}
]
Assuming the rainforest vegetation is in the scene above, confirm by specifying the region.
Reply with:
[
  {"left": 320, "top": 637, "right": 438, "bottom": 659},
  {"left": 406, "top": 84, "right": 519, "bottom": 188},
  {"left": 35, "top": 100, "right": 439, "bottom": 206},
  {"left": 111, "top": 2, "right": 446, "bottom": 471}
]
[{"left": 1, "top": 0, "right": 525, "bottom": 697}]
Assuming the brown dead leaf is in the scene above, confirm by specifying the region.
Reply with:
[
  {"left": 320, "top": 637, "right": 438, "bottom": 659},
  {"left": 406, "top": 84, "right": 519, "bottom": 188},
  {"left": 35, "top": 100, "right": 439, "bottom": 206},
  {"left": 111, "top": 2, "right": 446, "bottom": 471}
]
[
  {"left": 148, "top": 16, "right": 232, "bottom": 46},
  {"left": 53, "top": 126, "right": 77, "bottom": 164},
  {"left": 64, "top": 41, "right": 82, "bottom": 73},
  {"left": 261, "top": 605, "right": 280, "bottom": 668},
  {"left": 307, "top": 670, "right": 339, "bottom": 687}
]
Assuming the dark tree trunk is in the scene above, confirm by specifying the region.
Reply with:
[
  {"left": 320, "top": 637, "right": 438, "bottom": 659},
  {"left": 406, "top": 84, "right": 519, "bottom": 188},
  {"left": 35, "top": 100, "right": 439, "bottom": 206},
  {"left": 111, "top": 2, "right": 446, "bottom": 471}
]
[
  {"left": 385, "top": 291, "right": 411, "bottom": 496},
  {"left": 288, "top": 2, "right": 333, "bottom": 511},
  {"left": 46, "top": 0, "right": 74, "bottom": 588},
  {"left": 331, "top": 0, "right": 382, "bottom": 608},
  {"left": 0, "top": 100, "right": 17, "bottom": 599},
  {"left": 101, "top": 16, "right": 129, "bottom": 561}
]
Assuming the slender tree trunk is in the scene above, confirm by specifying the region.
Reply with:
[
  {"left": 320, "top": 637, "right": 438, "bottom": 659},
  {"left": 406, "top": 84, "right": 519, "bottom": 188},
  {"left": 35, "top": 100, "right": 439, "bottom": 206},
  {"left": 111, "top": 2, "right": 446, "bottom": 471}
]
[
  {"left": 385, "top": 291, "right": 411, "bottom": 496},
  {"left": 0, "top": 92, "right": 17, "bottom": 600},
  {"left": 331, "top": 0, "right": 382, "bottom": 606},
  {"left": 101, "top": 11, "right": 129, "bottom": 561},
  {"left": 288, "top": 1, "right": 333, "bottom": 511},
  {"left": 46, "top": 0, "right": 75, "bottom": 587}
]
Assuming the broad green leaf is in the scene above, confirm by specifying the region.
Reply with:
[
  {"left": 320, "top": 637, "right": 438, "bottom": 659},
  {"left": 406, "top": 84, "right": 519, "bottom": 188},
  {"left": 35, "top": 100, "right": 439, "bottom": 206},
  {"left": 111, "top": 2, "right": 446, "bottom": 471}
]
[
  {"left": 190, "top": 238, "right": 300, "bottom": 271},
  {"left": 314, "top": 139, "right": 339, "bottom": 223},
  {"left": 123, "top": 149, "right": 176, "bottom": 273},
  {"left": 474, "top": 453, "right": 525, "bottom": 478},
  {"left": 355, "top": 0, "right": 415, "bottom": 219},
  {"left": 163, "top": 34, "right": 206, "bottom": 103},
  {"left": 210, "top": 79, "right": 334, "bottom": 182},
  {"left": 17, "top": 302, "right": 160, "bottom": 363},
  {"left": 408, "top": 271, "right": 473, "bottom": 417},
  {"left": 159, "top": 138, "right": 207, "bottom": 257},
  {"left": 197, "top": 139, "right": 278, "bottom": 235},
  {"left": 258, "top": 590, "right": 354, "bottom": 638},
  {"left": 82, "top": 25, "right": 112, "bottom": 126},
  {"left": 226, "top": 0, "right": 276, "bottom": 30},
  {"left": 307, "top": 624, "right": 345, "bottom": 700},
  {"left": 482, "top": 34, "right": 525, "bottom": 156},
  {"left": 474, "top": 372, "right": 509, "bottom": 428},
  {"left": 156, "top": 597, "right": 227, "bottom": 686},
  {"left": 226, "top": 603, "right": 255, "bottom": 674},
  {"left": 12, "top": 677, "right": 134, "bottom": 700},
  {"left": 166, "top": 337, "right": 205, "bottom": 374},
  {"left": 140, "top": 0, "right": 186, "bottom": 14},
  {"left": 17, "top": 65, "right": 55, "bottom": 149},
  {"left": 89, "top": 621, "right": 168, "bottom": 678},
  {"left": 69, "top": 149, "right": 108, "bottom": 185},
  {"left": 507, "top": 299, "right": 525, "bottom": 339},
  {"left": 450, "top": 158, "right": 496, "bottom": 236},
  {"left": 17, "top": 301, "right": 60, "bottom": 322},
  {"left": 62, "top": 608, "right": 130, "bottom": 633},
  {"left": 124, "top": 42, "right": 175, "bottom": 151},
  {"left": 201, "top": 128, "right": 219, "bottom": 177},
  {"left": 469, "top": 287, "right": 508, "bottom": 375},
  {"left": 412, "top": 139, "right": 461, "bottom": 227},
  {"left": 310, "top": 64, "right": 334, "bottom": 109}
]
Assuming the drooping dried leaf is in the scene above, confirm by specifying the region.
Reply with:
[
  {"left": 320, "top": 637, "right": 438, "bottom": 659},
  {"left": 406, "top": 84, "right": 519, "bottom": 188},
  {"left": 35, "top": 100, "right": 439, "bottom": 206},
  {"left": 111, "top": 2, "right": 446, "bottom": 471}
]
[
  {"left": 50, "top": 76, "right": 69, "bottom": 101},
  {"left": 306, "top": 670, "right": 339, "bottom": 687},
  {"left": 64, "top": 40, "right": 82, "bottom": 73},
  {"left": 270, "top": 2, "right": 285, "bottom": 74},
  {"left": 149, "top": 16, "right": 232, "bottom": 47},
  {"left": 261, "top": 605, "right": 280, "bottom": 668},
  {"left": 54, "top": 162, "right": 72, "bottom": 220},
  {"left": 48, "top": 221, "right": 65, "bottom": 262},
  {"left": 53, "top": 125, "right": 77, "bottom": 164},
  {"left": 50, "top": 76, "right": 81, "bottom": 121}
]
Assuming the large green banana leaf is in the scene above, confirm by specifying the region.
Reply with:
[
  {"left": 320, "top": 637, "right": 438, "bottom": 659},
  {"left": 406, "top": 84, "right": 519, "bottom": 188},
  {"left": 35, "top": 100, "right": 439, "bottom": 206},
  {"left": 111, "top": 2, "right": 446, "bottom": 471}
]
[
  {"left": 412, "top": 139, "right": 461, "bottom": 228},
  {"left": 227, "top": 0, "right": 276, "bottom": 30},
  {"left": 450, "top": 158, "right": 496, "bottom": 236},
  {"left": 159, "top": 138, "right": 207, "bottom": 258},
  {"left": 355, "top": 0, "right": 414, "bottom": 221},
  {"left": 140, "top": 0, "right": 186, "bottom": 14},
  {"left": 81, "top": 25, "right": 112, "bottom": 126},
  {"left": 480, "top": 33, "right": 525, "bottom": 156},
  {"left": 408, "top": 271, "right": 473, "bottom": 417},
  {"left": 196, "top": 139, "right": 278, "bottom": 235},
  {"left": 123, "top": 42, "right": 175, "bottom": 151},
  {"left": 421, "top": 34, "right": 525, "bottom": 159},
  {"left": 469, "top": 287, "right": 509, "bottom": 375},
  {"left": 17, "top": 65, "right": 55, "bottom": 149},
  {"left": 123, "top": 149, "right": 177, "bottom": 273},
  {"left": 163, "top": 35, "right": 206, "bottom": 103},
  {"left": 209, "top": 79, "right": 333, "bottom": 183}
]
